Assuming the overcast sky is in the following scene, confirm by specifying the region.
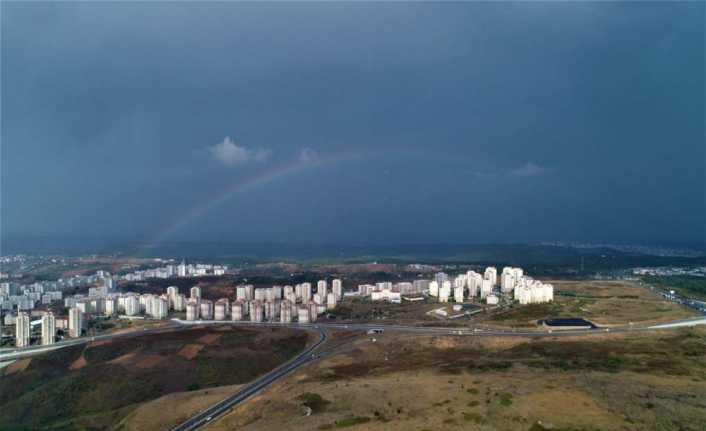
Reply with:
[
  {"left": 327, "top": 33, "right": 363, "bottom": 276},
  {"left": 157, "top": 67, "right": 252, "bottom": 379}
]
[{"left": 1, "top": 2, "right": 704, "bottom": 247}]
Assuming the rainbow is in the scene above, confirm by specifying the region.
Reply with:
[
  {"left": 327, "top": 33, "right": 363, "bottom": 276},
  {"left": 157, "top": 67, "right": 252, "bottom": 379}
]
[
  {"left": 135, "top": 146, "right": 468, "bottom": 255},
  {"left": 136, "top": 147, "right": 381, "bottom": 254}
]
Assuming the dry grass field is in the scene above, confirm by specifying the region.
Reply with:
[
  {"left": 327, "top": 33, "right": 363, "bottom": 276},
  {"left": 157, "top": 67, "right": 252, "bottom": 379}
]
[
  {"left": 118, "top": 383, "right": 243, "bottom": 430},
  {"left": 479, "top": 279, "right": 697, "bottom": 329},
  {"left": 0, "top": 326, "right": 311, "bottom": 430},
  {"left": 328, "top": 279, "right": 697, "bottom": 329},
  {"left": 205, "top": 328, "right": 706, "bottom": 431},
  {"left": 547, "top": 280, "right": 695, "bottom": 326}
]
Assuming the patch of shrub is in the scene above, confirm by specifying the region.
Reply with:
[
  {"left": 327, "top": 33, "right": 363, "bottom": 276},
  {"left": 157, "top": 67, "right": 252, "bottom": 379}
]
[
  {"left": 468, "top": 361, "right": 512, "bottom": 372},
  {"left": 297, "top": 392, "right": 331, "bottom": 414},
  {"left": 334, "top": 416, "right": 371, "bottom": 428},
  {"left": 498, "top": 393, "right": 513, "bottom": 407},
  {"left": 463, "top": 412, "right": 485, "bottom": 424}
]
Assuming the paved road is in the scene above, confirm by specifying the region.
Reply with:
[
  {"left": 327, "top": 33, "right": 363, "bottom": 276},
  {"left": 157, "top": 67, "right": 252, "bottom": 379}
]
[
  {"left": 171, "top": 327, "right": 328, "bottom": 431},
  {"left": 172, "top": 315, "right": 706, "bottom": 338},
  {"left": 3, "top": 314, "right": 705, "bottom": 429},
  {"left": 4, "top": 315, "right": 705, "bottom": 363},
  {"left": 169, "top": 316, "right": 706, "bottom": 430},
  {"left": 0, "top": 323, "right": 181, "bottom": 361}
]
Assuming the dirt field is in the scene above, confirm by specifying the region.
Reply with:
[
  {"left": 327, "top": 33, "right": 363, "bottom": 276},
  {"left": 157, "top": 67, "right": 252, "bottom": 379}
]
[
  {"left": 205, "top": 328, "right": 706, "bottom": 431},
  {"left": 481, "top": 280, "right": 697, "bottom": 329},
  {"left": 328, "top": 280, "right": 696, "bottom": 329},
  {"left": 548, "top": 280, "right": 696, "bottom": 325},
  {"left": 118, "top": 384, "right": 243, "bottom": 430},
  {"left": 0, "top": 326, "right": 312, "bottom": 430},
  {"left": 3, "top": 358, "right": 31, "bottom": 375}
]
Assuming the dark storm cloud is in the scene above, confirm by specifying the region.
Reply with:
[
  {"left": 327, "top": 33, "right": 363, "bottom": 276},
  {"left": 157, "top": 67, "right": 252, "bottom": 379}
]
[{"left": 1, "top": 2, "right": 703, "bottom": 246}]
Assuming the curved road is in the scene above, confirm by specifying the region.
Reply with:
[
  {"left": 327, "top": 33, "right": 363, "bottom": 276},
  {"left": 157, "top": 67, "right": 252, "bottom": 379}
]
[
  {"left": 3, "top": 315, "right": 705, "bottom": 362},
  {"left": 169, "top": 315, "right": 706, "bottom": 430},
  {"left": 2, "top": 315, "right": 705, "bottom": 430},
  {"left": 172, "top": 327, "right": 328, "bottom": 431},
  {"left": 0, "top": 322, "right": 182, "bottom": 362}
]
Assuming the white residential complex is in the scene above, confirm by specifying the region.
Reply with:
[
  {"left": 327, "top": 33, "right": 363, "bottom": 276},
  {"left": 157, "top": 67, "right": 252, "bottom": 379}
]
[
  {"left": 361, "top": 266, "right": 552, "bottom": 306},
  {"left": 183, "top": 281, "right": 337, "bottom": 324},
  {"left": 6, "top": 261, "right": 554, "bottom": 348}
]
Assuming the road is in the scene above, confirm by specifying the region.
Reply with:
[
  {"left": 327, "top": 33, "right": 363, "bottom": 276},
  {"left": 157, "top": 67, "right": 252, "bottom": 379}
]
[
  {"left": 4, "top": 315, "right": 706, "bottom": 362},
  {"left": 0, "top": 322, "right": 181, "bottom": 362},
  {"left": 168, "top": 315, "right": 706, "bottom": 430},
  {"left": 2, "top": 315, "right": 705, "bottom": 430},
  {"left": 171, "top": 326, "right": 328, "bottom": 431},
  {"left": 171, "top": 315, "right": 706, "bottom": 338}
]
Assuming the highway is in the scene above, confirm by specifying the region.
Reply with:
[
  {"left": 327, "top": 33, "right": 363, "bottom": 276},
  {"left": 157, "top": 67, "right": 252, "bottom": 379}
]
[
  {"left": 4, "top": 315, "right": 706, "bottom": 362},
  {"left": 171, "top": 315, "right": 706, "bottom": 338},
  {"left": 171, "top": 327, "right": 328, "bottom": 431},
  {"left": 2, "top": 314, "right": 705, "bottom": 429},
  {"left": 0, "top": 323, "right": 182, "bottom": 362},
  {"left": 169, "top": 315, "right": 706, "bottom": 430}
]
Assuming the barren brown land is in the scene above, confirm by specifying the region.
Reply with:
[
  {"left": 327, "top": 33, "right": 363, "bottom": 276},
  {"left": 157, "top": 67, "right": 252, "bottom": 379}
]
[
  {"left": 205, "top": 328, "right": 706, "bottom": 431},
  {"left": 0, "top": 326, "right": 312, "bottom": 430},
  {"left": 327, "top": 280, "right": 697, "bottom": 329}
]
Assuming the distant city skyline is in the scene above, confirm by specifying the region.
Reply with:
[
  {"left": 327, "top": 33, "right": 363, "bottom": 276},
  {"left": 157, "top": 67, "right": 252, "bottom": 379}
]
[{"left": 2, "top": 2, "right": 704, "bottom": 247}]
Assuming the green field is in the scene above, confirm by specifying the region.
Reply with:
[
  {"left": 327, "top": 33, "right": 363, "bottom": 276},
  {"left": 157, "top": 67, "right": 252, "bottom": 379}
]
[{"left": 643, "top": 275, "right": 706, "bottom": 300}]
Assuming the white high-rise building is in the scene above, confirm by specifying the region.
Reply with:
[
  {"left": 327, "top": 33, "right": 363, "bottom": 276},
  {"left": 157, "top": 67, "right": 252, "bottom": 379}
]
[
  {"left": 250, "top": 301, "right": 264, "bottom": 322},
  {"left": 453, "top": 286, "right": 465, "bottom": 303},
  {"left": 272, "top": 285, "right": 282, "bottom": 300},
  {"left": 141, "top": 294, "right": 153, "bottom": 315},
  {"left": 16, "top": 312, "right": 31, "bottom": 347},
  {"left": 125, "top": 295, "right": 140, "bottom": 316},
  {"left": 190, "top": 286, "right": 201, "bottom": 301},
  {"left": 41, "top": 312, "right": 56, "bottom": 345},
  {"left": 232, "top": 301, "right": 245, "bottom": 321},
  {"left": 280, "top": 300, "right": 293, "bottom": 323},
  {"left": 244, "top": 285, "right": 254, "bottom": 300},
  {"left": 317, "top": 280, "right": 327, "bottom": 297},
  {"left": 151, "top": 296, "right": 169, "bottom": 319},
  {"left": 69, "top": 307, "right": 83, "bottom": 338},
  {"left": 466, "top": 271, "right": 483, "bottom": 298},
  {"left": 332, "top": 279, "right": 343, "bottom": 300},
  {"left": 214, "top": 299, "right": 229, "bottom": 321},
  {"left": 429, "top": 281, "right": 439, "bottom": 297},
  {"left": 484, "top": 267, "right": 498, "bottom": 287},
  {"left": 236, "top": 285, "right": 247, "bottom": 301},
  {"left": 501, "top": 267, "right": 514, "bottom": 293},
  {"left": 104, "top": 297, "right": 117, "bottom": 315},
  {"left": 284, "top": 285, "right": 296, "bottom": 304},
  {"left": 177, "top": 261, "right": 187, "bottom": 277},
  {"left": 200, "top": 300, "right": 214, "bottom": 320},
  {"left": 439, "top": 281, "right": 451, "bottom": 303},
  {"left": 434, "top": 272, "right": 449, "bottom": 285},
  {"left": 480, "top": 279, "right": 493, "bottom": 299},
  {"left": 326, "top": 292, "right": 337, "bottom": 310},
  {"left": 186, "top": 301, "right": 199, "bottom": 321},
  {"left": 313, "top": 293, "right": 323, "bottom": 305},
  {"left": 167, "top": 286, "right": 179, "bottom": 309},
  {"left": 174, "top": 294, "right": 186, "bottom": 312},
  {"left": 299, "top": 283, "right": 312, "bottom": 303},
  {"left": 297, "top": 306, "right": 310, "bottom": 323}
]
